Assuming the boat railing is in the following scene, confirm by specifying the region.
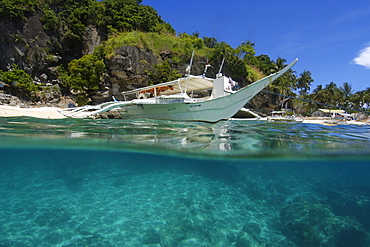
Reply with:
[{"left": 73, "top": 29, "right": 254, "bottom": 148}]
[{"left": 155, "top": 98, "right": 185, "bottom": 104}]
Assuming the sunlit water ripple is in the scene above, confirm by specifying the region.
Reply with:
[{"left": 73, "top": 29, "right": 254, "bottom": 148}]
[{"left": 1, "top": 117, "right": 370, "bottom": 246}]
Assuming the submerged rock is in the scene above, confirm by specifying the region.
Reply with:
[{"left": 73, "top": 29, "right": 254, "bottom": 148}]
[
  {"left": 142, "top": 228, "right": 160, "bottom": 245},
  {"left": 280, "top": 199, "right": 370, "bottom": 247},
  {"left": 315, "top": 184, "right": 370, "bottom": 230},
  {"left": 236, "top": 222, "right": 295, "bottom": 247}
]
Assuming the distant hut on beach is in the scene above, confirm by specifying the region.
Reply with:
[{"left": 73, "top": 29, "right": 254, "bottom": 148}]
[{"left": 312, "top": 109, "right": 353, "bottom": 120}]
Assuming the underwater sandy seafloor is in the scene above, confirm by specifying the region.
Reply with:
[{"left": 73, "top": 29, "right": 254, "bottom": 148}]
[{"left": 1, "top": 149, "right": 370, "bottom": 246}]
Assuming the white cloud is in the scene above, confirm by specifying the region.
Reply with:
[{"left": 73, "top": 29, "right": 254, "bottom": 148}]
[{"left": 354, "top": 46, "right": 370, "bottom": 69}]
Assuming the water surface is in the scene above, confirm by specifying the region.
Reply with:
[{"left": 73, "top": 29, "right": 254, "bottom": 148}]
[{"left": 1, "top": 117, "right": 369, "bottom": 246}]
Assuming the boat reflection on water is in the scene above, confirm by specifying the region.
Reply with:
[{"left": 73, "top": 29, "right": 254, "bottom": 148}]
[
  {"left": 60, "top": 120, "right": 260, "bottom": 155},
  {"left": 1, "top": 117, "right": 368, "bottom": 158},
  {"left": 104, "top": 120, "right": 263, "bottom": 155},
  {"left": 122, "top": 119, "right": 370, "bottom": 158}
]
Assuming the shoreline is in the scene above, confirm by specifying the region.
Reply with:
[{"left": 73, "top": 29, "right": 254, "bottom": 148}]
[
  {"left": 0, "top": 105, "right": 66, "bottom": 119},
  {"left": 0, "top": 105, "right": 368, "bottom": 125}
]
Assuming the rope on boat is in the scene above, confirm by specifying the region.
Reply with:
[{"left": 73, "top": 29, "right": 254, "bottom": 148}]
[{"left": 261, "top": 91, "right": 370, "bottom": 114}]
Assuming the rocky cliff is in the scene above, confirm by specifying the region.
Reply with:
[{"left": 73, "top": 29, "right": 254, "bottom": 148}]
[
  {"left": 0, "top": 9, "right": 210, "bottom": 107},
  {"left": 0, "top": 7, "right": 271, "bottom": 116},
  {"left": 0, "top": 7, "right": 104, "bottom": 106}
]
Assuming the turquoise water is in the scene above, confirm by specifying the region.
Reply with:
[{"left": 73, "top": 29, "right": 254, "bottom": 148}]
[{"left": 0, "top": 117, "right": 370, "bottom": 246}]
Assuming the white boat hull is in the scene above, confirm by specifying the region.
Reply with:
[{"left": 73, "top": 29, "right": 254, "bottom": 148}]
[
  {"left": 59, "top": 59, "right": 298, "bottom": 122},
  {"left": 115, "top": 59, "right": 297, "bottom": 122},
  {"left": 117, "top": 95, "right": 247, "bottom": 122}
]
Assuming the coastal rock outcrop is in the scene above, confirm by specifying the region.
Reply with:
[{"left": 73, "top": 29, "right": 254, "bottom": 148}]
[
  {"left": 104, "top": 45, "right": 160, "bottom": 100},
  {"left": 0, "top": 10, "right": 60, "bottom": 81},
  {"left": 0, "top": 9, "right": 105, "bottom": 106}
]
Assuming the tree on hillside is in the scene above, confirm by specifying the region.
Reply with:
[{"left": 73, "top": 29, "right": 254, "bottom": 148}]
[
  {"left": 178, "top": 33, "right": 204, "bottom": 51},
  {"left": 148, "top": 60, "right": 181, "bottom": 85},
  {"left": 202, "top": 37, "right": 217, "bottom": 48},
  {"left": 0, "top": 0, "right": 39, "bottom": 19},
  {"left": 41, "top": 0, "right": 103, "bottom": 48},
  {"left": 58, "top": 54, "right": 105, "bottom": 105},
  {"left": 249, "top": 54, "right": 274, "bottom": 74},
  {"left": 208, "top": 41, "right": 234, "bottom": 66},
  {"left": 236, "top": 41, "right": 256, "bottom": 61},
  {"left": 0, "top": 65, "right": 39, "bottom": 94},
  {"left": 102, "top": 0, "right": 173, "bottom": 34}
]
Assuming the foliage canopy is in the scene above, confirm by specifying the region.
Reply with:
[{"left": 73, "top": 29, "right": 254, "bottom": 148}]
[
  {"left": 0, "top": 65, "right": 39, "bottom": 93},
  {"left": 58, "top": 54, "right": 105, "bottom": 105}
]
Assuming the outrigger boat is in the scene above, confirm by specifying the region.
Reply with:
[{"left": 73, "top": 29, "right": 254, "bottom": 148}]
[
  {"left": 267, "top": 110, "right": 303, "bottom": 123},
  {"left": 59, "top": 58, "right": 298, "bottom": 122}
]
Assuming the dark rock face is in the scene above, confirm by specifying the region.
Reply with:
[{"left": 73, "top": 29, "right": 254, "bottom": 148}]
[
  {"left": 0, "top": 10, "right": 59, "bottom": 78},
  {"left": 280, "top": 199, "right": 370, "bottom": 247},
  {"left": 0, "top": 9, "right": 106, "bottom": 106},
  {"left": 105, "top": 45, "right": 160, "bottom": 100}
]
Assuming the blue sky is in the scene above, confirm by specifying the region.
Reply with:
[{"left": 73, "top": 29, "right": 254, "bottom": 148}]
[{"left": 143, "top": 0, "right": 370, "bottom": 93}]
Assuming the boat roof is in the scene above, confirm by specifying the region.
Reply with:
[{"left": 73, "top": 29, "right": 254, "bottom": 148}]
[
  {"left": 317, "top": 109, "right": 346, "bottom": 113},
  {"left": 121, "top": 75, "right": 214, "bottom": 96}
]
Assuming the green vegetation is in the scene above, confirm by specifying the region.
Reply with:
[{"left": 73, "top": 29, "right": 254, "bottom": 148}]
[
  {"left": 58, "top": 54, "right": 105, "bottom": 105},
  {"left": 0, "top": 0, "right": 39, "bottom": 20},
  {"left": 1, "top": 0, "right": 174, "bottom": 48},
  {"left": 302, "top": 83, "right": 370, "bottom": 114},
  {"left": 102, "top": 0, "right": 174, "bottom": 34},
  {"left": 38, "top": 0, "right": 174, "bottom": 43},
  {"left": 148, "top": 61, "right": 182, "bottom": 85},
  {"left": 0, "top": 65, "right": 39, "bottom": 93},
  {"left": 100, "top": 32, "right": 211, "bottom": 58}
]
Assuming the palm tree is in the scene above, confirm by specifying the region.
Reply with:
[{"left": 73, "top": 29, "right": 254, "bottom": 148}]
[
  {"left": 339, "top": 82, "right": 353, "bottom": 108},
  {"left": 311, "top": 84, "right": 324, "bottom": 102},
  {"left": 352, "top": 88, "right": 370, "bottom": 110},
  {"left": 269, "top": 57, "right": 296, "bottom": 95},
  {"left": 297, "top": 70, "right": 313, "bottom": 96},
  {"left": 270, "top": 57, "right": 287, "bottom": 73},
  {"left": 340, "top": 82, "right": 353, "bottom": 98},
  {"left": 320, "top": 82, "right": 342, "bottom": 107},
  {"left": 365, "top": 88, "right": 370, "bottom": 110},
  {"left": 300, "top": 84, "right": 324, "bottom": 114},
  {"left": 236, "top": 41, "right": 256, "bottom": 60},
  {"left": 268, "top": 57, "right": 297, "bottom": 109}
]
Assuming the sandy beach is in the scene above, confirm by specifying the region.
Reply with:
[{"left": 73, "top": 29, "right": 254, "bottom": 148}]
[{"left": 0, "top": 105, "right": 66, "bottom": 119}]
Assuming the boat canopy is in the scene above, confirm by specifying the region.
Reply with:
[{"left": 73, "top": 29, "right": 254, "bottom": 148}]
[{"left": 121, "top": 75, "right": 214, "bottom": 98}]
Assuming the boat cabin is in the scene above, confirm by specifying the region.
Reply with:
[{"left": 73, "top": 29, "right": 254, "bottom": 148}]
[{"left": 120, "top": 75, "right": 234, "bottom": 102}]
